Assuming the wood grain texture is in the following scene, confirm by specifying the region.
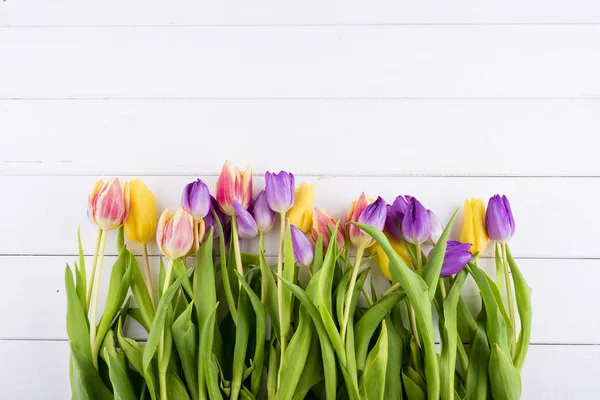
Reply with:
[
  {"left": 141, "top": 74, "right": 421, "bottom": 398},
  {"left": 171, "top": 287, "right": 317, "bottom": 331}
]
[
  {"left": 3, "top": 0, "right": 600, "bottom": 26},
  {"left": 2, "top": 26, "right": 600, "bottom": 99},
  {"left": 2, "top": 99, "right": 599, "bottom": 176}
]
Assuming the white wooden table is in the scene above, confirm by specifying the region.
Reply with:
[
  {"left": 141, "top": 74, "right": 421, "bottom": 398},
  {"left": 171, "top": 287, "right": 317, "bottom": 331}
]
[{"left": 1, "top": 1, "right": 600, "bottom": 398}]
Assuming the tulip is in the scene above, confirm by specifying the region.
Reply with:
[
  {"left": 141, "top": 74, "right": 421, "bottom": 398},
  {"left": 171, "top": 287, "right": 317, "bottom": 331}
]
[
  {"left": 311, "top": 208, "right": 345, "bottom": 250},
  {"left": 233, "top": 200, "right": 258, "bottom": 240},
  {"left": 347, "top": 194, "right": 387, "bottom": 248},
  {"left": 124, "top": 179, "right": 157, "bottom": 244},
  {"left": 251, "top": 190, "right": 275, "bottom": 233},
  {"left": 370, "top": 232, "right": 412, "bottom": 280},
  {"left": 427, "top": 209, "right": 444, "bottom": 245},
  {"left": 486, "top": 194, "right": 515, "bottom": 243},
  {"left": 216, "top": 160, "right": 252, "bottom": 216},
  {"left": 439, "top": 241, "right": 472, "bottom": 277},
  {"left": 401, "top": 198, "right": 431, "bottom": 245},
  {"left": 290, "top": 224, "right": 315, "bottom": 268},
  {"left": 288, "top": 183, "right": 316, "bottom": 233},
  {"left": 460, "top": 198, "right": 489, "bottom": 254},
  {"left": 265, "top": 170, "right": 295, "bottom": 214},
  {"left": 156, "top": 207, "right": 195, "bottom": 259},
  {"left": 88, "top": 178, "right": 130, "bottom": 230},
  {"left": 203, "top": 195, "right": 229, "bottom": 239},
  {"left": 385, "top": 195, "right": 411, "bottom": 241},
  {"left": 181, "top": 179, "right": 211, "bottom": 220}
]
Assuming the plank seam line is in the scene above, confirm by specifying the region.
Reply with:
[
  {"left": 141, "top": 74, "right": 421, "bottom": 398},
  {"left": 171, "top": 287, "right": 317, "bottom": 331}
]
[
  {"left": 4, "top": 23, "right": 600, "bottom": 28},
  {"left": 3, "top": 97, "right": 600, "bottom": 101}
]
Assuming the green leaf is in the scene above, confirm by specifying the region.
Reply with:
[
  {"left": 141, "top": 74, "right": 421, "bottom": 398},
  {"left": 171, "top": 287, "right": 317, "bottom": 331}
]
[
  {"left": 201, "top": 304, "right": 223, "bottom": 400},
  {"left": 172, "top": 302, "right": 199, "bottom": 400},
  {"left": 506, "top": 245, "right": 532, "bottom": 372},
  {"left": 402, "top": 367, "right": 427, "bottom": 400},
  {"left": 312, "top": 235, "right": 324, "bottom": 275},
  {"left": 280, "top": 221, "right": 297, "bottom": 348},
  {"left": 456, "top": 298, "right": 477, "bottom": 344},
  {"left": 69, "top": 344, "right": 113, "bottom": 400},
  {"left": 130, "top": 255, "right": 155, "bottom": 331},
  {"left": 143, "top": 272, "right": 187, "bottom": 372},
  {"left": 345, "top": 270, "right": 368, "bottom": 389},
  {"left": 172, "top": 257, "right": 194, "bottom": 299},
  {"left": 231, "top": 290, "right": 251, "bottom": 400},
  {"left": 465, "top": 324, "right": 490, "bottom": 400},
  {"left": 356, "top": 223, "right": 440, "bottom": 400},
  {"left": 439, "top": 270, "right": 468, "bottom": 400},
  {"left": 495, "top": 244, "right": 505, "bottom": 294},
  {"left": 292, "top": 335, "right": 324, "bottom": 400},
  {"left": 166, "top": 371, "right": 192, "bottom": 400},
  {"left": 102, "top": 330, "right": 137, "bottom": 400},
  {"left": 355, "top": 291, "right": 404, "bottom": 370},
  {"left": 65, "top": 265, "right": 91, "bottom": 358},
  {"left": 267, "top": 339, "right": 278, "bottom": 400},
  {"left": 360, "top": 320, "right": 388, "bottom": 400},
  {"left": 422, "top": 210, "right": 459, "bottom": 299},
  {"left": 384, "top": 316, "right": 404, "bottom": 400},
  {"left": 214, "top": 211, "right": 237, "bottom": 321},
  {"left": 489, "top": 344, "right": 522, "bottom": 400},
  {"left": 258, "top": 251, "right": 280, "bottom": 342},
  {"left": 76, "top": 227, "right": 87, "bottom": 311},
  {"left": 117, "top": 226, "right": 125, "bottom": 253}
]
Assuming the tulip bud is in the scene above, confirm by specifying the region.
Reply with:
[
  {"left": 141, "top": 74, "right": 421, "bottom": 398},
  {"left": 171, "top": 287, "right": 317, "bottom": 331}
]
[
  {"left": 486, "top": 194, "right": 515, "bottom": 244},
  {"left": 384, "top": 195, "right": 411, "bottom": 241},
  {"left": 427, "top": 209, "right": 444, "bottom": 245},
  {"left": 369, "top": 232, "right": 412, "bottom": 280},
  {"left": 290, "top": 224, "right": 314, "bottom": 268},
  {"left": 156, "top": 207, "right": 194, "bottom": 259},
  {"left": 439, "top": 241, "right": 472, "bottom": 277},
  {"left": 233, "top": 200, "right": 259, "bottom": 240},
  {"left": 288, "top": 183, "right": 316, "bottom": 233},
  {"left": 251, "top": 190, "right": 275, "bottom": 233},
  {"left": 265, "top": 170, "right": 295, "bottom": 214},
  {"left": 460, "top": 198, "right": 489, "bottom": 254},
  {"left": 489, "top": 344, "right": 522, "bottom": 400},
  {"left": 123, "top": 179, "right": 157, "bottom": 244},
  {"left": 216, "top": 160, "right": 252, "bottom": 216},
  {"left": 88, "top": 178, "right": 130, "bottom": 231},
  {"left": 311, "top": 208, "right": 345, "bottom": 250},
  {"left": 181, "top": 179, "right": 211, "bottom": 220},
  {"left": 401, "top": 198, "right": 431, "bottom": 245},
  {"left": 347, "top": 194, "right": 387, "bottom": 248}
]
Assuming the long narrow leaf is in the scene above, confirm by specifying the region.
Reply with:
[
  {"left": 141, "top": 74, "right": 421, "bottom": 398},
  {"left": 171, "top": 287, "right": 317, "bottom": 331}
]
[
  {"left": 422, "top": 210, "right": 459, "bottom": 299},
  {"left": 506, "top": 245, "right": 532, "bottom": 372}
]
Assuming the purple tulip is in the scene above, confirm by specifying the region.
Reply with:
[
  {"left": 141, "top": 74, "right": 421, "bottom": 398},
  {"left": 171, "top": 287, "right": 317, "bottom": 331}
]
[
  {"left": 290, "top": 224, "right": 314, "bottom": 268},
  {"left": 401, "top": 198, "right": 431, "bottom": 245},
  {"left": 440, "top": 241, "right": 472, "bottom": 277},
  {"left": 233, "top": 200, "right": 258, "bottom": 239},
  {"left": 485, "top": 194, "right": 515, "bottom": 243},
  {"left": 427, "top": 209, "right": 444, "bottom": 244},
  {"left": 385, "top": 195, "right": 411, "bottom": 241},
  {"left": 358, "top": 196, "right": 387, "bottom": 229},
  {"left": 265, "top": 171, "right": 295, "bottom": 214},
  {"left": 251, "top": 190, "right": 275, "bottom": 233},
  {"left": 181, "top": 179, "right": 211, "bottom": 220},
  {"left": 203, "top": 196, "right": 229, "bottom": 239}
]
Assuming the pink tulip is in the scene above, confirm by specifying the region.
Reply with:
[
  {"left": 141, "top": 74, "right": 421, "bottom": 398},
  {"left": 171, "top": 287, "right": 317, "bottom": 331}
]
[
  {"left": 87, "top": 178, "right": 130, "bottom": 230},
  {"left": 156, "top": 207, "right": 195, "bottom": 259},
  {"left": 216, "top": 160, "right": 252, "bottom": 216},
  {"left": 311, "top": 208, "right": 345, "bottom": 250}
]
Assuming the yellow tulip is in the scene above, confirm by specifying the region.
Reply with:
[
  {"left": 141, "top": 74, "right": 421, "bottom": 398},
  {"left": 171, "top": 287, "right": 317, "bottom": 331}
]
[
  {"left": 124, "top": 179, "right": 157, "bottom": 244},
  {"left": 460, "top": 198, "right": 489, "bottom": 254},
  {"left": 369, "top": 232, "right": 412, "bottom": 280},
  {"left": 288, "top": 183, "right": 316, "bottom": 233}
]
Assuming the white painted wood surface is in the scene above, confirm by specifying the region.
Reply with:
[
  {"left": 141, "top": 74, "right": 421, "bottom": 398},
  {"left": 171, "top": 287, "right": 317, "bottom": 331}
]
[{"left": 1, "top": 1, "right": 598, "bottom": 398}]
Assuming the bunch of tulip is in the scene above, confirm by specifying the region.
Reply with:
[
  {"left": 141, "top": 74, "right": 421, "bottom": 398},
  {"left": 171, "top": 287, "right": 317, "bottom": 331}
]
[{"left": 65, "top": 161, "right": 531, "bottom": 400}]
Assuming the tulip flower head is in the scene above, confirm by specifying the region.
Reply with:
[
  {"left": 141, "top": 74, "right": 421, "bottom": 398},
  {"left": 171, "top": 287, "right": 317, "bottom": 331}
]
[
  {"left": 251, "top": 190, "right": 275, "bottom": 233},
  {"left": 265, "top": 170, "right": 295, "bottom": 214},
  {"left": 216, "top": 160, "right": 252, "bottom": 216},
  {"left": 385, "top": 195, "right": 411, "bottom": 241},
  {"left": 288, "top": 183, "right": 316, "bottom": 233},
  {"left": 460, "top": 198, "right": 489, "bottom": 254},
  {"left": 88, "top": 178, "right": 130, "bottom": 231},
  {"left": 427, "top": 209, "right": 444, "bottom": 245},
  {"left": 347, "top": 194, "right": 387, "bottom": 248},
  {"left": 485, "top": 194, "right": 515, "bottom": 243},
  {"left": 124, "top": 179, "right": 157, "bottom": 244},
  {"left": 157, "top": 207, "right": 194, "bottom": 259},
  {"left": 370, "top": 232, "right": 412, "bottom": 280},
  {"left": 290, "top": 224, "right": 315, "bottom": 268},
  {"left": 181, "top": 179, "right": 211, "bottom": 220},
  {"left": 401, "top": 198, "right": 431, "bottom": 245},
  {"left": 439, "top": 241, "right": 472, "bottom": 277},
  {"left": 311, "top": 208, "right": 345, "bottom": 250},
  {"left": 233, "top": 200, "right": 259, "bottom": 240}
]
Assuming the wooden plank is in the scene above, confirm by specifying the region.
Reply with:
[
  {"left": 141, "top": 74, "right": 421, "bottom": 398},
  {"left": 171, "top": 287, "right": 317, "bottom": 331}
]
[
  {"left": 2, "top": 99, "right": 600, "bottom": 176},
  {"left": 0, "top": 175, "right": 595, "bottom": 258},
  {"left": 2, "top": 26, "right": 600, "bottom": 98},
  {"left": 3, "top": 0, "right": 600, "bottom": 26},
  {"left": 0, "top": 340, "right": 596, "bottom": 399},
  {"left": 1, "top": 256, "right": 597, "bottom": 344}
]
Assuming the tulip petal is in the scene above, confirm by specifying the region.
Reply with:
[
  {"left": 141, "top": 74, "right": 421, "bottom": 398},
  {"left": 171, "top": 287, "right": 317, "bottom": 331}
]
[
  {"left": 252, "top": 190, "right": 275, "bottom": 233},
  {"left": 182, "top": 179, "right": 211, "bottom": 220},
  {"left": 290, "top": 224, "right": 315, "bottom": 268},
  {"left": 265, "top": 171, "right": 295, "bottom": 214},
  {"left": 124, "top": 179, "right": 157, "bottom": 244},
  {"left": 401, "top": 198, "right": 431, "bottom": 245},
  {"left": 233, "top": 200, "right": 258, "bottom": 240}
]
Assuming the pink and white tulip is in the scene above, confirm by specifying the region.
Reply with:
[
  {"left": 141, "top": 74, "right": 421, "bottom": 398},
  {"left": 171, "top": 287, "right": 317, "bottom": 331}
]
[
  {"left": 216, "top": 160, "right": 252, "bottom": 216},
  {"left": 157, "top": 207, "right": 195, "bottom": 259},
  {"left": 87, "top": 178, "right": 130, "bottom": 230}
]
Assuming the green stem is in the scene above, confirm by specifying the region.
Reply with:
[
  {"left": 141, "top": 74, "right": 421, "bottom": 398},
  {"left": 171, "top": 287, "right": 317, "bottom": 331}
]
[
  {"left": 502, "top": 243, "right": 517, "bottom": 355},
  {"left": 141, "top": 243, "right": 156, "bottom": 310},
  {"left": 361, "top": 286, "right": 373, "bottom": 306},
  {"left": 276, "top": 214, "right": 286, "bottom": 389},
  {"left": 416, "top": 243, "right": 423, "bottom": 274},
  {"left": 408, "top": 303, "right": 420, "bottom": 346},
  {"left": 89, "top": 229, "right": 107, "bottom": 368},
  {"left": 158, "top": 259, "right": 174, "bottom": 400},
  {"left": 439, "top": 278, "right": 447, "bottom": 299},
  {"left": 341, "top": 245, "right": 365, "bottom": 342},
  {"left": 457, "top": 340, "right": 469, "bottom": 372},
  {"left": 231, "top": 215, "right": 245, "bottom": 286},
  {"left": 382, "top": 282, "right": 401, "bottom": 297},
  {"left": 85, "top": 227, "right": 103, "bottom": 311}
]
